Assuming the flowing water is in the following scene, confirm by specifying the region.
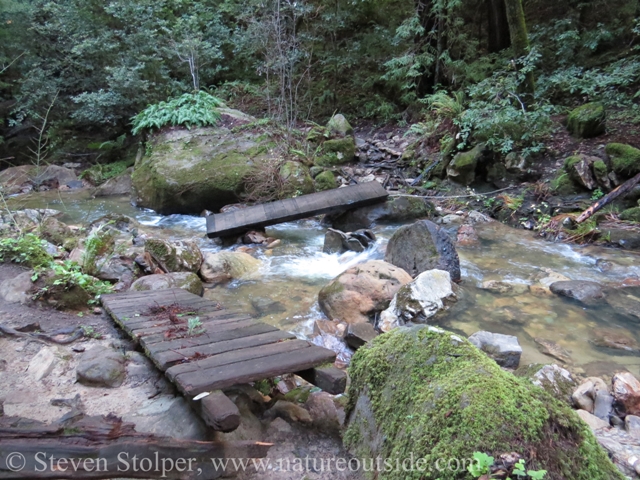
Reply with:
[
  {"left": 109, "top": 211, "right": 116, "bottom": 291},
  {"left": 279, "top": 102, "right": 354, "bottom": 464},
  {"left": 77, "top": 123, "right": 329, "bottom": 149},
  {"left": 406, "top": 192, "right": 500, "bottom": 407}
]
[{"left": 8, "top": 190, "right": 640, "bottom": 377}]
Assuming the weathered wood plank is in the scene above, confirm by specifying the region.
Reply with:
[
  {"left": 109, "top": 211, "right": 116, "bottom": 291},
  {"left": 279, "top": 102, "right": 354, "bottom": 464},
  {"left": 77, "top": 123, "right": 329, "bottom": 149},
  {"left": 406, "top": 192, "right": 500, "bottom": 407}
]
[
  {"left": 140, "top": 318, "right": 259, "bottom": 347},
  {"left": 144, "top": 323, "right": 279, "bottom": 356},
  {"left": 165, "top": 339, "right": 311, "bottom": 381},
  {"left": 206, "top": 181, "right": 389, "bottom": 237},
  {"left": 154, "top": 330, "right": 297, "bottom": 370},
  {"left": 129, "top": 316, "right": 255, "bottom": 339},
  {"left": 173, "top": 346, "right": 337, "bottom": 396},
  {"left": 195, "top": 391, "right": 241, "bottom": 432}
]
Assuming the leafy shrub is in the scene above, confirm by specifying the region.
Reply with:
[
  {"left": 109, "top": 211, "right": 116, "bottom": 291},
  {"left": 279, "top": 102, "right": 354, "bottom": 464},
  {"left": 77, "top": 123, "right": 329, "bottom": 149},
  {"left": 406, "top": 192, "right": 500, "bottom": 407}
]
[
  {"left": 33, "top": 260, "right": 113, "bottom": 305},
  {"left": 0, "top": 234, "right": 52, "bottom": 268},
  {"left": 131, "top": 91, "right": 224, "bottom": 135}
]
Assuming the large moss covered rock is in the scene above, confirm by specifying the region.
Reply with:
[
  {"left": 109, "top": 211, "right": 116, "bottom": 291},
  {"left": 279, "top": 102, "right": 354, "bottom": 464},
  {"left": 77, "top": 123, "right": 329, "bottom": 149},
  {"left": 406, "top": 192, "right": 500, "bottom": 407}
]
[
  {"left": 567, "top": 102, "right": 606, "bottom": 138},
  {"left": 131, "top": 114, "right": 275, "bottom": 214},
  {"left": 606, "top": 143, "right": 640, "bottom": 178},
  {"left": 326, "top": 113, "right": 353, "bottom": 137},
  {"left": 144, "top": 239, "right": 203, "bottom": 273},
  {"left": 129, "top": 272, "right": 203, "bottom": 296},
  {"left": 345, "top": 325, "right": 624, "bottom": 480}
]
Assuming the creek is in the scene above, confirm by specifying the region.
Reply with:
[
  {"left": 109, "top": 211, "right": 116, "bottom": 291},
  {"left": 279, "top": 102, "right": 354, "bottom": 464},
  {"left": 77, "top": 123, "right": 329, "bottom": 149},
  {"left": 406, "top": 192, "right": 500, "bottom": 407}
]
[{"left": 9, "top": 190, "right": 640, "bottom": 377}]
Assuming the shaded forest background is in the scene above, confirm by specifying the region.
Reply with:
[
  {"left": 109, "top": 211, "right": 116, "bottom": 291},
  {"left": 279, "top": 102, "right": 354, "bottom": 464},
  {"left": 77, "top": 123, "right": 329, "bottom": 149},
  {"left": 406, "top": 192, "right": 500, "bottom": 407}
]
[{"left": 1, "top": 0, "right": 639, "bottom": 165}]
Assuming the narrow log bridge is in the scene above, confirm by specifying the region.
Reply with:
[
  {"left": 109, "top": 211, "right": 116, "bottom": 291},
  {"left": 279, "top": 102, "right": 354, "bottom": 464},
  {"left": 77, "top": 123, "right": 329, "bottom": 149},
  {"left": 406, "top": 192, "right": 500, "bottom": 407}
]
[
  {"left": 206, "top": 181, "right": 389, "bottom": 238},
  {"left": 100, "top": 288, "right": 345, "bottom": 433}
]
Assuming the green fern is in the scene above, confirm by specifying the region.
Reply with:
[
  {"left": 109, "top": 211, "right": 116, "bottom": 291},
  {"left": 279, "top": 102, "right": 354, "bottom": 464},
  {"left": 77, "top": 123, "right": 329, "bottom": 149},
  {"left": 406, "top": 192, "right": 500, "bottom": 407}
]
[{"left": 131, "top": 91, "right": 224, "bottom": 135}]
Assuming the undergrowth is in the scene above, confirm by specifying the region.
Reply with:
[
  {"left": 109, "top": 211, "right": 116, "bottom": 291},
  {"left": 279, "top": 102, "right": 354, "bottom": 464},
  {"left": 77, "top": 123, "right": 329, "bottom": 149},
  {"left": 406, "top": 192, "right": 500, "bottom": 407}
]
[{"left": 131, "top": 91, "right": 224, "bottom": 135}]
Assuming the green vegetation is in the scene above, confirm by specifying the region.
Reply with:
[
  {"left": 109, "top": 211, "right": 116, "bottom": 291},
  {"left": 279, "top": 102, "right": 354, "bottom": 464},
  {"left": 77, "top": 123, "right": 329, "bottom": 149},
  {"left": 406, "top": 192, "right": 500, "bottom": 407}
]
[
  {"left": 131, "top": 91, "right": 224, "bottom": 135},
  {"left": 605, "top": 143, "right": 640, "bottom": 177},
  {"left": 0, "top": 233, "right": 52, "bottom": 267},
  {"left": 80, "top": 158, "right": 134, "bottom": 185}
]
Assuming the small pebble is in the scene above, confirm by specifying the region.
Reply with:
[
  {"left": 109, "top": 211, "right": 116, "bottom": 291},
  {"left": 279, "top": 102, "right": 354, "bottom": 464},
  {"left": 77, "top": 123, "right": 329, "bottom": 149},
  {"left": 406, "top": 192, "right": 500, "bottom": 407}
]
[
  {"left": 72, "top": 346, "right": 85, "bottom": 353},
  {"left": 93, "top": 307, "right": 102, "bottom": 315}
]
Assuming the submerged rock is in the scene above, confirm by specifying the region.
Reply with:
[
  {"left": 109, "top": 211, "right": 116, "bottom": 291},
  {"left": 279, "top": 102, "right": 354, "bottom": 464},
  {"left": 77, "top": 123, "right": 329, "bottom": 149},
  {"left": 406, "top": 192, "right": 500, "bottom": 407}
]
[
  {"left": 378, "top": 269, "right": 455, "bottom": 332},
  {"left": 591, "top": 328, "right": 640, "bottom": 352},
  {"left": 344, "top": 325, "right": 623, "bottom": 479},
  {"left": 605, "top": 287, "right": 640, "bottom": 321},
  {"left": 549, "top": 280, "right": 605, "bottom": 303},
  {"left": 318, "top": 260, "right": 411, "bottom": 324},
  {"left": 322, "top": 228, "right": 375, "bottom": 254},
  {"left": 385, "top": 219, "right": 461, "bottom": 282}
]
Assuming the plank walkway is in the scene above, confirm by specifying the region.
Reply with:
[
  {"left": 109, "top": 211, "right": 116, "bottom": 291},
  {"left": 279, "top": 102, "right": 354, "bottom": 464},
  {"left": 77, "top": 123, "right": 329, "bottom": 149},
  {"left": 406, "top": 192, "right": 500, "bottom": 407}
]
[
  {"left": 206, "top": 181, "right": 389, "bottom": 238},
  {"left": 101, "top": 288, "right": 338, "bottom": 398}
]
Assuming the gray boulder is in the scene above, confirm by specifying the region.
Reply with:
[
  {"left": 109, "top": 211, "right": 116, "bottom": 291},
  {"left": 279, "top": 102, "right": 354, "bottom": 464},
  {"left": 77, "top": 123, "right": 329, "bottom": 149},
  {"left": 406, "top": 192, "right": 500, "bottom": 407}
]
[
  {"left": 94, "top": 167, "right": 133, "bottom": 196},
  {"left": 385, "top": 219, "right": 461, "bottom": 282},
  {"left": 329, "top": 196, "right": 435, "bottom": 232},
  {"left": 550, "top": 280, "right": 605, "bottom": 303},
  {"left": 344, "top": 322, "right": 378, "bottom": 350},
  {"left": 144, "top": 239, "right": 203, "bottom": 273},
  {"left": 446, "top": 144, "right": 485, "bottom": 185},
  {"left": 129, "top": 272, "right": 204, "bottom": 296},
  {"left": 76, "top": 346, "right": 126, "bottom": 388},
  {"left": 468, "top": 331, "right": 522, "bottom": 368},
  {"left": 323, "top": 228, "right": 376, "bottom": 254},
  {"left": 0, "top": 271, "right": 34, "bottom": 304}
]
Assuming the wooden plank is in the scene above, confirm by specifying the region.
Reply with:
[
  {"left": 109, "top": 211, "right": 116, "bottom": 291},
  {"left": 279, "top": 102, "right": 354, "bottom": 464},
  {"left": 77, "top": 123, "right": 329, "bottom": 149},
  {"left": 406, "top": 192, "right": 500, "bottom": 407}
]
[
  {"left": 206, "top": 182, "right": 388, "bottom": 237},
  {"left": 140, "top": 318, "right": 259, "bottom": 346},
  {"left": 154, "top": 330, "right": 297, "bottom": 370},
  {"left": 129, "top": 316, "right": 255, "bottom": 339},
  {"left": 165, "top": 339, "right": 311, "bottom": 381},
  {"left": 173, "top": 345, "right": 337, "bottom": 396},
  {"left": 144, "top": 323, "right": 279, "bottom": 356},
  {"left": 113, "top": 307, "right": 232, "bottom": 331},
  {"left": 127, "top": 313, "right": 248, "bottom": 335}
]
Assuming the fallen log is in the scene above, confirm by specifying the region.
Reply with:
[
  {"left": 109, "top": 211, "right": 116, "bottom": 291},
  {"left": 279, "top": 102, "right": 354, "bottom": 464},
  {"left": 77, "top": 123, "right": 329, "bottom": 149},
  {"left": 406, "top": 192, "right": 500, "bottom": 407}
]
[
  {"left": 576, "top": 171, "right": 640, "bottom": 223},
  {"left": 0, "top": 413, "right": 271, "bottom": 479}
]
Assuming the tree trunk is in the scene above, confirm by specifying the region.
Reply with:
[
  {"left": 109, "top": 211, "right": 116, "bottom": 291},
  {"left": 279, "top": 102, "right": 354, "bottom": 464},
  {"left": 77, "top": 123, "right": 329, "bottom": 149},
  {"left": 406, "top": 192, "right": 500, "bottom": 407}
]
[
  {"left": 503, "top": 0, "right": 534, "bottom": 94},
  {"left": 487, "top": 0, "right": 510, "bottom": 53}
]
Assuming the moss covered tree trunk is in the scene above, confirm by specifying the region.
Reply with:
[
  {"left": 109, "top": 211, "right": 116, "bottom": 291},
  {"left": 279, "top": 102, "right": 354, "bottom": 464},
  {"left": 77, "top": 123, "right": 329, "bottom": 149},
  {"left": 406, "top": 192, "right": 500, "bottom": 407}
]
[{"left": 503, "top": 0, "right": 534, "bottom": 94}]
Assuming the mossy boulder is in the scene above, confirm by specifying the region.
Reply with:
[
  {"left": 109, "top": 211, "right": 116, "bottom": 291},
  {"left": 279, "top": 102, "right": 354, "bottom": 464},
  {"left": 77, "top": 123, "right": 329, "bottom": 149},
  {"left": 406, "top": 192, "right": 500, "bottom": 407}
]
[
  {"left": 550, "top": 172, "right": 580, "bottom": 195},
  {"left": 567, "top": 102, "right": 606, "bottom": 138},
  {"left": 199, "top": 251, "right": 262, "bottom": 285},
  {"left": 316, "top": 137, "right": 356, "bottom": 167},
  {"left": 314, "top": 170, "right": 337, "bottom": 191},
  {"left": 131, "top": 114, "right": 275, "bottom": 214},
  {"left": 326, "top": 113, "right": 354, "bottom": 137},
  {"left": 144, "top": 239, "right": 203, "bottom": 273},
  {"left": 620, "top": 207, "right": 640, "bottom": 222},
  {"left": 345, "top": 325, "right": 624, "bottom": 480},
  {"left": 446, "top": 143, "right": 485, "bottom": 185},
  {"left": 279, "top": 161, "right": 315, "bottom": 196},
  {"left": 606, "top": 143, "right": 640, "bottom": 178}
]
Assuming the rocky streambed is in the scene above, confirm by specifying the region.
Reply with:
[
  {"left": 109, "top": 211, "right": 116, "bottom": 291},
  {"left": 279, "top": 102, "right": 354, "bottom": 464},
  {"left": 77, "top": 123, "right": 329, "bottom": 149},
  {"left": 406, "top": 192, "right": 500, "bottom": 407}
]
[{"left": 2, "top": 189, "right": 640, "bottom": 478}]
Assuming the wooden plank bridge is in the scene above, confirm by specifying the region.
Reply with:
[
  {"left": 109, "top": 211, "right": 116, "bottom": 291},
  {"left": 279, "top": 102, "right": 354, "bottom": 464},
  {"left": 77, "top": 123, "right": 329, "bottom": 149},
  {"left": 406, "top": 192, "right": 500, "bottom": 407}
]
[
  {"left": 206, "top": 181, "right": 389, "bottom": 238},
  {"left": 101, "top": 288, "right": 345, "bottom": 432}
]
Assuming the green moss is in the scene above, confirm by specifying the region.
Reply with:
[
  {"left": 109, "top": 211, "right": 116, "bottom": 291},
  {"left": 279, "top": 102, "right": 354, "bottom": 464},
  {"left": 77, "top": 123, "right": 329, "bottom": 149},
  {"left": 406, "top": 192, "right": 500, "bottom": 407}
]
[
  {"left": 131, "top": 127, "right": 274, "bottom": 214},
  {"left": 326, "top": 114, "right": 354, "bottom": 137},
  {"left": 279, "top": 161, "right": 315, "bottom": 196},
  {"left": 344, "top": 326, "right": 622, "bottom": 480},
  {"left": 314, "top": 170, "right": 337, "bottom": 191},
  {"left": 563, "top": 155, "right": 581, "bottom": 172},
  {"left": 606, "top": 143, "right": 640, "bottom": 178},
  {"left": 315, "top": 137, "right": 356, "bottom": 167},
  {"left": 592, "top": 159, "right": 608, "bottom": 178},
  {"left": 620, "top": 207, "right": 640, "bottom": 222},
  {"left": 145, "top": 239, "right": 178, "bottom": 271},
  {"left": 550, "top": 172, "right": 580, "bottom": 195},
  {"left": 567, "top": 103, "right": 606, "bottom": 138},
  {"left": 81, "top": 158, "right": 135, "bottom": 186}
]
